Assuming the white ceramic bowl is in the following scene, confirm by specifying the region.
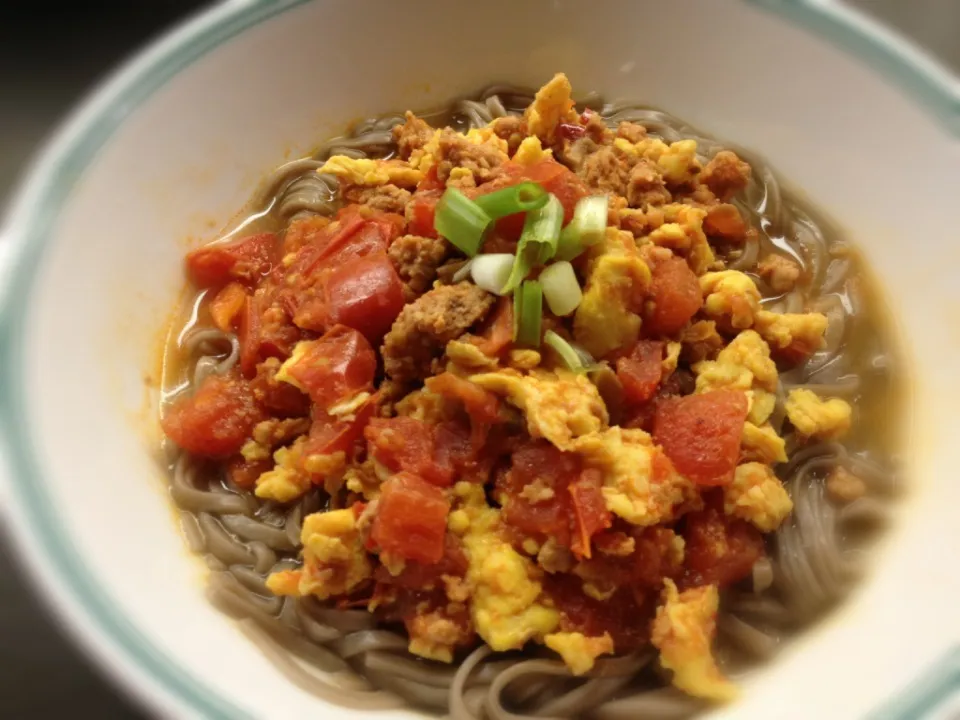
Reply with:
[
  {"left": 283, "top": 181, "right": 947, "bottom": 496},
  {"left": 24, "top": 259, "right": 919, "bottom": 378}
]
[{"left": 2, "top": 1, "right": 960, "bottom": 717}]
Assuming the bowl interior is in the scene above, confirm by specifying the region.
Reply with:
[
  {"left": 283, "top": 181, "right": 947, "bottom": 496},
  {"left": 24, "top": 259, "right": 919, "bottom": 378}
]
[{"left": 5, "top": 0, "right": 960, "bottom": 717}]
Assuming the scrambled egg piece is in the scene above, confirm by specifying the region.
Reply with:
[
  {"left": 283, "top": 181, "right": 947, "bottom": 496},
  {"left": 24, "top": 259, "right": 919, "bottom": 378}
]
[
  {"left": 255, "top": 438, "right": 311, "bottom": 503},
  {"left": 573, "top": 228, "right": 651, "bottom": 358},
  {"left": 395, "top": 388, "right": 457, "bottom": 424},
  {"left": 470, "top": 369, "right": 608, "bottom": 450},
  {"left": 651, "top": 580, "right": 737, "bottom": 702},
  {"left": 507, "top": 349, "right": 542, "bottom": 370},
  {"left": 656, "top": 139, "right": 701, "bottom": 186},
  {"left": 571, "top": 427, "right": 697, "bottom": 526},
  {"left": 446, "top": 339, "right": 498, "bottom": 370},
  {"left": 663, "top": 341, "right": 682, "bottom": 375},
  {"left": 655, "top": 204, "right": 714, "bottom": 276},
  {"left": 785, "top": 389, "right": 852, "bottom": 440},
  {"left": 754, "top": 310, "right": 828, "bottom": 353},
  {"left": 318, "top": 156, "right": 423, "bottom": 187},
  {"left": 343, "top": 459, "right": 381, "bottom": 500},
  {"left": 613, "top": 136, "right": 670, "bottom": 163},
  {"left": 724, "top": 463, "right": 793, "bottom": 532},
  {"left": 513, "top": 135, "right": 553, "bottom": 165},
  {"left": 545, "top": 632, "right": 614, "bottom": 675},
  {"left": 700, "top": 271, "right": 761, "bottom": 329},
  {"left": 694, "top": 330, "right": 778, "bottom": 424},
  {"left": 328, "top": 392, "right": 371, "bottom": 420},
  {"left": 407, "top": 608, "right": 471, "bottom": 663},
  {"left": 266, "top": 509, "right": 372, "bottom": 600},
  {"left": 741, "top": 422, "right": 788, "bottom": 464},
  {"left": 455, "top": 483, "right": 559, "bottom": 651},
  {"left": 524, "top": 72, "right": 578, "bottom": 142},
  {"left": 408, "top": 128, "right": 442, "bottom": 171}
]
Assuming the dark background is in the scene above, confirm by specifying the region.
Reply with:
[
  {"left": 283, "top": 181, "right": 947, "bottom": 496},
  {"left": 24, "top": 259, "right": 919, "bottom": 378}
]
[{"left": 0, "top": 1, "right": 955, "bottom": 717}]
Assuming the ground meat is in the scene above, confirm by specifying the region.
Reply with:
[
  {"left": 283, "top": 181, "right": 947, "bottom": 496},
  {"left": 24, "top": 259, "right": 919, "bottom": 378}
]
[
  {"left": 700, "top": 151, "right": 751, "bottom": 201},
  {"left": 626, "top": 159, "right": 671, "bottom": 208},
  {"left": 757, "top": 253, "right": 803, "bottom": 293},
  {"left": 583, "top": 112, "right": 612, "bottom": 144},
  {"left": 342, "top": 184, "right": 412, "bottom": 215},
  {"left": 616, "top": 121, "right": 647, "bottom": 144},
  {"left": 703, "top": 203, "right": 748, "bottom": 243},
  {"left": 381, "top": 282, "right": 495, "bottom": 382},
  {"left": 826, "top": 467, "right": 867, "bottom": 503},
  {"left": 376, "top": 379, "right": 411, "bottom": 417},
  {"left": 679, "top": 320, "right": 725, "bottom": 364},
  {"left": 388, "top": 234, "right": 450, "bottom": 301},
  {"left": 436, "top": 129, "right": 507, "bottom": 185},
  {"left": 490, "top": 116, "right": 527, "bottom": 155},
  {"left": 392, "top": 112, "right": 435, "bottom": 160},
  {"left": 578, "top": 145, "right": 630, "bottom": 195}
]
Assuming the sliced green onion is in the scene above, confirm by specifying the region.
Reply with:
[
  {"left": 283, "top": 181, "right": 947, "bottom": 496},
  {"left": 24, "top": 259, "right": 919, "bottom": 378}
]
[
  {"left": 434, "top": 188, "right": 492, "bottom": 257},
  {"left": 474, "top": 182, "right": 549, "bottom": 219},
  {"left": 501, "top": 194, "right": 564, "bottom": 294},
  {"left": 470, "top": 254, "right": 514, "bottom": 295},
  {"left": 544, "top": 330, "right": 584, "bottom": 370},
  {"left": 451, "top": 258, "right": 475, "bottom": 284},
  {"left": 539, "top": 261, "right": 583, "bottom": 317},
  {"left": 556, "top": 195, "right": 609, "bottom": 261},
  {"left": 514, "top": 280, "right": 543, "bottom": 346}
]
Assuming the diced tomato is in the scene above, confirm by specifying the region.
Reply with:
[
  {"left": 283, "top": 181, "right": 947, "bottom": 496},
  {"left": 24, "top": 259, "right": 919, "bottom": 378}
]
[
  {"left": 417, "top": 165, "right": 445, "bottom": 194},
  {"left": 290, "top": 208, "right": 368, "bottom": 278},
  {"left": 250, "top": 360, "right": 310, "bottom": 417},
  {"left": 425, "top": 373, "right": 501, "bottom": 426},
  {"left": 496, "top": 441, "right": 582, "bottom": 547},
  {"left": 239, "top": 293, "right": 302, "bottom": 378},
  {"left": 558, "top": 122, "right": 587, "bottom": 141},
  {"left": 318, "top": 218, "right": 391, "bottom": 271},
  {"left": 279, "top": 325, "right": 375, "bottom": 409},
  {"left": 209, "top": 282, "right": 248, "bottom": 333},
  {"left": 303, "top": 397, "right": 375, "bottom": 458},
  {"left": 631, "top": 526, "right": 684, "bottom": 589},
  {"left": 186, "top": 233, "right": 278, "bottom": 289},
  {"left": 161, "top": 372, "right": 262, "bottom": 457},
  {"left": 476, "top": 160, "right": 587, "bottom": 241},
  {"left": 226, "top": 455, "right": 271, "bottom": 489},
  {"left": 365, "top": 417, "right": 453, "bottom": 487},
  {"left": 644, "top": 256, "right": 703, "bottom": 336},
  {"left": 370, "top": 472, "right": 450, "bottom": 565},
  {"left": 568, "top": 469, "right": 611, "bottom": 559},
  {"left": 681, "top": 502, "right": 765, "bottom": 589},
  {"left": 616, "top": 341, "right": 664, "bottom": 404},
  {"left": 545, "top": 574, "right": 654, "bottom": 652},
  {"left": 471, "top": 296, "right": 513, "bottom": 356},
  {"left": 283, "top": 216, "right": 331, "bottom": 255},
  {"left": 374, "top": 533, "right": 468, "bottom": 589},
  {"left": 653, "top": 389, "right": 749, "bottom": 486},
  {"left": 408, "top": 194, "right": 440, "bottom": 238},
  {"left": 324, "top": 253, "right": 405, "bottom": 341}
]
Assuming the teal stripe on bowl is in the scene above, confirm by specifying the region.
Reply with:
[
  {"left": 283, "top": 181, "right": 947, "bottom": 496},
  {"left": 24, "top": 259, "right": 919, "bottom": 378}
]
[
  {"left": 0, "top": 0, "right": 956, "bottom": 718},
  {"left": 869, "top": 650, "right": 960, "bottom": 720},
  {"left": 748, "top": 0, "right": 960, "bottom": 136}
]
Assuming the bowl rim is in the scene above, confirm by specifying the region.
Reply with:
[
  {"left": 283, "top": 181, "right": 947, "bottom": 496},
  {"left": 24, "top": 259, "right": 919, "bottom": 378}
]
[{"left": 0, "top": 1, "right": 957, "bottom": 718}]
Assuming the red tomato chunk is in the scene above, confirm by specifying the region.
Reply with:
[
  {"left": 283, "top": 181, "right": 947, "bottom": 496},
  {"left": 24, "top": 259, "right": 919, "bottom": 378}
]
[
  {"left": 280, "top": 325, "right": 375, "bottom": 409},
  {"left": 644, "top": 256, "right": 703, "bottom": 336},
  {"left": 371, "top": 473, "right": 450, "bottom": 565},
  {"left": 161, "top": 372, "right": 261, "bottom": 457},
  {"left": 324, "top": 253, "right": 405, "bottom": 341},
  {"left": 616, "top": 341, "right": 664, "bottom": 404},
  {"left": 365, "top": 417, "right": 454, "bottom": 487},
  {"left": 681, "top": 503, "right": 764, "bottom": 589},
  {"left": 186, "top": 233, "right": 278, "bottom": 289},
  {"left": 653, "top": 389, "right": 748, "bottom": 486}
]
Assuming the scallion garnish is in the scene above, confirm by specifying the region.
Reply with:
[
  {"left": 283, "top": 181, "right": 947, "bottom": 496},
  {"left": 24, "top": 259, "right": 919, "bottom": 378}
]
[
  {"left": 539, "top": 261, "right": 582, "bottom": 317},
  {"left": 514, "top": 280, "right": 543, "bottom": 346},
  {"left": 544, "top": 330, "right": 584, "bottom": 370},
  {"left": 501, "top": 194, "right": 564, "bottom": 294},
  {"left": 469, "top": 254, "right": 514, "bottom": 295},
  {"left": 434, "top": 188, "right": 493, "bottom": 257},
  {"left": 555, "top": 195, "right": 609, "bottom": 261},
  {"left": 474, "top": 182, "right": 549, "bottom": 219}
]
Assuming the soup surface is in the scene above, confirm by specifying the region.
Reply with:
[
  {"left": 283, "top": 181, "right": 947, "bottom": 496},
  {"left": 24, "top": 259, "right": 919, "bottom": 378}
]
[{"left": 160, "top": 74, "right": 902, "bottom": 717}]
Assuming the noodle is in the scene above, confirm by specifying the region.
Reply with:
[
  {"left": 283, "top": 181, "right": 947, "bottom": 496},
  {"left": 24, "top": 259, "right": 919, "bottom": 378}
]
[{"left": 160, "top": 84, "right": 902, "bottom": 718}]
